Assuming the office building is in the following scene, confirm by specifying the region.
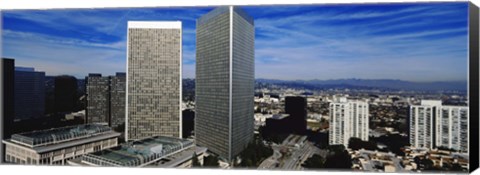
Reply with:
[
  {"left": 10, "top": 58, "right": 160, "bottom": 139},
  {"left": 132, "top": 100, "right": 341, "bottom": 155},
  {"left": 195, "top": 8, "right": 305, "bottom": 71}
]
[
  {"left": 14, "top": 67, "right": 46, "bottom": 121},
  {"left": 86, "top": 73, "right": 125, "bottom": 129},
  {"left": 195, "top": 6, "right": 255, "bottom": 161},
  {"left": 410, "top": 100, "right": 469, "bottom": 153},
  {"left": 126, "top": 21, "right": 182, "bottom": 140},
  {"left": 285, "top": 96, "right": 307, "bottom": 134},
  {"left": 86, "top": 74, "right": 110, "bottom": 125},
  {"left": 1, "top": 58, "right": 15, "bottom": 163},
  {"left": 2, "top": 124, "right": 120, "bottom": 165},
  {"left": 263, "top": 114, "right": 291, "bottom": 138},
  {"left": 68, "top": 136, "right": 207, "bottom": 168},
  {"left": 109, "top": 72, "right": 126, "bottom": 129},
  {"left": 54, "top": 75, "right": 78, "bottom": 113},
  {"left": 329, "top": 97, "right": 369, "bottom": 147}
]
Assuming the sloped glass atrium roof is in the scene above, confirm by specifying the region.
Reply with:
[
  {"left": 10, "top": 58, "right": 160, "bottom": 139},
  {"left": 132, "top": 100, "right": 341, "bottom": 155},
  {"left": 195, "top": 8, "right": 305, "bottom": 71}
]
[
  {"left": 11, "top": 124, "right": 112, "bottom": 147},
  {"left": 81, "top": 136, "right": 194, "bottom": 167}
]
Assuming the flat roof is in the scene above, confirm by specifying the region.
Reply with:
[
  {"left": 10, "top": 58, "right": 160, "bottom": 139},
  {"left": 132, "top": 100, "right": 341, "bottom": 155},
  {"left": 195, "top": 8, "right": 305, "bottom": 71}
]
[
  {"left": 11, "top": 124, "right": 113, "bottom": 147},
  {"left": 149, "top": 146, "right": 207, "bottom": 167},
  {"left": 128, "top": 21, "right": 181, "bottom": 29},
  {"left": 81, "top": 136, "right": 194, "bottom": 167},
  {"left": 3, "top": 131, "right": 121, "bottom": 154}
]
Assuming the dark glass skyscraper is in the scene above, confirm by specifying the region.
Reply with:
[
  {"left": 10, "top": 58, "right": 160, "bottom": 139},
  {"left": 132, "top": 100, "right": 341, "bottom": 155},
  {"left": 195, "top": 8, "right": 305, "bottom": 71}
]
[
  {"left": 54, "top": 75, "right": 78, "bottom": 113},
  {"left": 1, "top": 58, "right": 15, "bottom": 163},
  {"left": 285, "top": 96, "right": 307, "bottom": 134},
  {"left": 195, "top": 6, "right": 255, "bottom": 161},
  {"left": 14, "top": 67, "right": 45, "bottom": 121}
]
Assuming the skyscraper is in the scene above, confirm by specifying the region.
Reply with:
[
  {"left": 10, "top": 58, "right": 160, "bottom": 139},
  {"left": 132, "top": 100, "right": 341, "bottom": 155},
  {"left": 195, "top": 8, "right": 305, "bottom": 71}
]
[
  {"left": 329, "top": 97, "right": 369, "bottom": 147},
  {"left": 110, "top": 72, "right": 126, "bottom": 129},
  {"left": 410, "top": 100, "right": 469, "bottom": 152},
  {"left": 54, "top": 75, "right": 78, "bottom": 113},
  {"left": 195, "top": 6, "right": 255, "bottom": 161},
  {"left": 1, "top": 58, "right": 15, "bottom": 163},
  {"left": 14, "top": 67, "right": 45, "bottom": 121},
  {"left": 86, "top": 74, "right": 110, "bottom": 125},
  {"left": 285, "top": 96, "right": 307, "bottom": 134},
  {"left": 436, "top": 106, "right": 469, "bottom": 153},
  {"left": 126, "top": 21, "right": 182, "bottom": 140},
  {"left": 85, "top": 73, "right": 126, "bottom": 129},
  {"left": 409, "top": 100, "right": 440, "bottom": 149}
]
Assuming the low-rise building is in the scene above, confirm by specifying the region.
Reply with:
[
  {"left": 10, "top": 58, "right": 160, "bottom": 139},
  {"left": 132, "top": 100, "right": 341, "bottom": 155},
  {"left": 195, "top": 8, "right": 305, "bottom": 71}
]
[
  {"left": 2, "top": 124, "right": 120, "bottom": 165},
  {"left": 68, "top": 136, "right": 207, "bottom": 168}
]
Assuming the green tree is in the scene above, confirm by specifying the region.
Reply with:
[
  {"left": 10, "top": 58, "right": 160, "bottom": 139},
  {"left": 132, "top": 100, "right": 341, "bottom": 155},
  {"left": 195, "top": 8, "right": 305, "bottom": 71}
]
[
  {"left": 302, "top": 154, "right": 325, "bottom": 169},
  {"left": 191, "top": 153, "right": 201, "bottom": 167},
  {"left": 203, "top": 155, "right": 220, "bottom": 167},
  {"left": 236, "top": 136, "right": 273, "bottom": 168},
  {"left": 323, "top": 146, "right": 352, "bottom": 169},
  {"left": 348, "top": 137, "right": 377, "bottom": 151}
]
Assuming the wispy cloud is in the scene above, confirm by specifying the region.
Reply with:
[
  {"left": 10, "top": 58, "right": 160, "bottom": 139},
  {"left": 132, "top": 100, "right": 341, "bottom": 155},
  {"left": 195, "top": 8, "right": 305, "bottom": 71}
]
[{"left": 1, "top": 3, "right": 469, "bottom": 81}]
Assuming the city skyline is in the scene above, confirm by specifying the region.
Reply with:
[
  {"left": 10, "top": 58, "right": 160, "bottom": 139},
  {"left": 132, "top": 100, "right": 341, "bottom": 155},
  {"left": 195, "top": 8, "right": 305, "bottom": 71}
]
[{"left": 1, "top": 2, "right": 469, "bottom": 82}]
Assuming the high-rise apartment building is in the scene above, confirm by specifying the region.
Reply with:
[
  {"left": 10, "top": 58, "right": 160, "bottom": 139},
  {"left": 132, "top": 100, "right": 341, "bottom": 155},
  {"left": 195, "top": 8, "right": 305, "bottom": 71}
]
[
  {"left": 86, "top": 73, "right": 126, "bottom": 129},
  {"left": 410, "top": 100, "right": 469, "bottom": 153},
  {"left": 195, "top": 6, "right": 255, "bottom": 161},
  {"left": 126, "top": 21, "right": 182, "bottom": 140},
  {"left": 329, "top": 97, "right": 369, "bottom": 147},
  {"left": 1, "top": 58, "right": 15, "bottom": 163},
  {"left": 14, "top": 67, "right": 45, "bottom": 121},
  {"left": 409, "top": 100, "right": 441, "bottom": 149},
  {"left": 436, "top": 106, "right": 469, "bottom": 152}
]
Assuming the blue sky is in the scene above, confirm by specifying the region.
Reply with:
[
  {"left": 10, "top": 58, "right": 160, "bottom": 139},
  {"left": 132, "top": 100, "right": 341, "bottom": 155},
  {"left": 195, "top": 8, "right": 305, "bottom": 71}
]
[{"left": 1, "top": 2, "right": 469, "bottom": 82}]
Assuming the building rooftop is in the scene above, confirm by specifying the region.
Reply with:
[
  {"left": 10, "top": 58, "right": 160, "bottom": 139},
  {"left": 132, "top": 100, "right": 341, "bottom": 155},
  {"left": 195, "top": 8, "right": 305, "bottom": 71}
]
[
  {"left": 270, "top": 114, "right": 290, "bottom": 120},
  {"left": 80, "top": 136, "right": 194, "bottom": 167},
  {"left": 11, "top": 123, "right": 113, "bottom": 147}
]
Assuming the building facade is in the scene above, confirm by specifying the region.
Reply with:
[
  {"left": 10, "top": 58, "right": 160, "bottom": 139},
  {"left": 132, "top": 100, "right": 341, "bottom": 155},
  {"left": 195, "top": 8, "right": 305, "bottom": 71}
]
[
  {"left": 126, "top": 21, "right": 182, "bottom": 140},
  {"left": 195, "top": 6, "right": 255, "bottom": 161},
  {"left": 86, "top": 73, "right": 126, "bottom": 129},
  {"left": 68, "top": 136, "right": 206, "bottom": 168},
  {"left": 109, "top": 73, "right": 126, "bottom": 129},
  {"left": 1, "top": 58, "right": 15, "bottom": 163},
  {"left": 54, "top": 75, "right": 78, "bottom": 113},
  {"left": 436, "top": 106, "right": 469, "bottom": 153},
  {"left": 285, "top": 96, "right": 307, "bottom": 134},
  {"left": 410, "top": 100, "right": 469, "bottom": 153},
  {"left": 86, "top": 74, "right": 110, "bottom": 125},
  {"left": 2, "top": 124, "right": 120, "bottom": 165},
  {"left": 14, "top": 67, "right": 45, "bottom": 121},
  {"left": 409, "top": 100, "right": 440, "bottom": 149},
  {"left": 329, "top": 97, "right": 369, "bottom": 147}
]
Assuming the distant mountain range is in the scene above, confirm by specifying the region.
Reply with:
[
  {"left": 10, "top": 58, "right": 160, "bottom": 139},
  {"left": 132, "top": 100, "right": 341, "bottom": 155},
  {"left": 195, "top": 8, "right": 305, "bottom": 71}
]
[{"left": 255, "top": 78, "right": 467, "bottom": 92}]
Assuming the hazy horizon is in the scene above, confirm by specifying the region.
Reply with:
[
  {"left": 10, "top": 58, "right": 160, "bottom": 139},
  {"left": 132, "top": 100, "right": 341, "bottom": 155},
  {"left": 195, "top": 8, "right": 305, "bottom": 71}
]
[{"left": 2, "top": 2, "right": 469, "bottom": 82}]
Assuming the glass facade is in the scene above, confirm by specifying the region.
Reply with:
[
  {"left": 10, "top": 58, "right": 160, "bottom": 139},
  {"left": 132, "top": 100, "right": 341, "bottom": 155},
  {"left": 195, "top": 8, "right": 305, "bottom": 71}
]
[
  {"left": 195, "top": 6, "right": 254, "bottom": 161},
  {"left": 127, "top": 22, "right": 182, "bottom": 140},
  {"left": 14, "top": 68, "right": 45, "bottom": 121}
]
